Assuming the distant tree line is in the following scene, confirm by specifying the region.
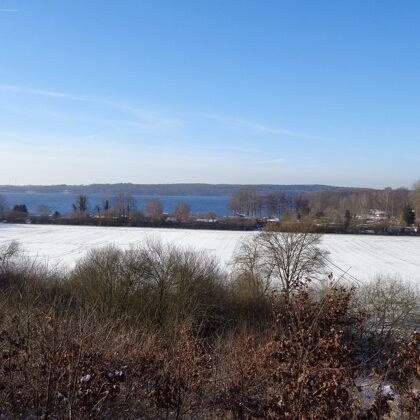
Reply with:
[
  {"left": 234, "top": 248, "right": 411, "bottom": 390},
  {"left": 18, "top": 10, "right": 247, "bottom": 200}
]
[
  {"left": 69, "top": 193, "right": 181, "bottom": 223},
  {"left": 228, "top": 186, "right": 292, "bottom": 218},
  {"left": 0, "top": 192, "right": 259, "bottom": 231},
  {"left": 2, "top": 180, "right": 420, "bottom": 232},
  {"left": 228, "top": 182, "right": 420, "bottom": 229},
  {"left": 0, "top": 183, "right": 353, "bottom": 196},
  {"left": 296, "top": 185, "right": 419, "bottom": 226}
]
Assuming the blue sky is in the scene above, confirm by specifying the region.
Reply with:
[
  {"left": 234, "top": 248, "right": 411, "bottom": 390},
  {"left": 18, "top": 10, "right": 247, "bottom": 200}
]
[{"left": 1, "top": 0, "right": 420, "bottom": 187}]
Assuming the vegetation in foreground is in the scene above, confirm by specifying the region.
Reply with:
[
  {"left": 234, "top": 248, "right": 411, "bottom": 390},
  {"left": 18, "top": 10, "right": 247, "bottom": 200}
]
[{"left": 0, "top": 231, "right": 418, "bottom": 419}]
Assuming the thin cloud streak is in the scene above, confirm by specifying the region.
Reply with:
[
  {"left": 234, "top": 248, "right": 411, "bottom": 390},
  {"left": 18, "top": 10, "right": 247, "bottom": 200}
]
[
  {"left": 0, "top": 85, "right": 84, "bottom": 101},
  {"left": 0, "top": 84, "right": 182, "bottom": 127},
  {"left": 196, "top": 145, "right": 259, "bottom": 154},
  {"left": 256, "top": 158, "right": 287, "bottom": 164},
  {"left": 234, "top": 118, "right": 319, "bottom": 140},
  {"left": 0, "top": 9, "right": 19, "bottom": 12},
  {"left": 0, "top": 103, "right": 179, "bottom": 133},
  {"left": 206, "top": 114, "right": 320, "bottom": 140}
]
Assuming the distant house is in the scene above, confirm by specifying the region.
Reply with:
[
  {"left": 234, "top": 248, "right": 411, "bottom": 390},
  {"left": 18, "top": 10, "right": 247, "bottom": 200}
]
[
  {"left": 373, "top": 210, "right": 387, "bottom": 219},
  {"left": 356, "top": 209, "right": 389, "bottom": 224}
]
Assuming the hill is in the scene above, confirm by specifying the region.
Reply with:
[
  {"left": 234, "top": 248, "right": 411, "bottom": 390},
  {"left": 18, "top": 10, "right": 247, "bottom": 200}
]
[{"left": 0, "top": 183, "right": 363, "bottom": 197}]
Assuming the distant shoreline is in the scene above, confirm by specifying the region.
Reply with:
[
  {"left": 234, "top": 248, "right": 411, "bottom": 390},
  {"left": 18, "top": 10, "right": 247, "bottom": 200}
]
[{"left": 0, "top": 183, "right": 365, "bottom": 196}]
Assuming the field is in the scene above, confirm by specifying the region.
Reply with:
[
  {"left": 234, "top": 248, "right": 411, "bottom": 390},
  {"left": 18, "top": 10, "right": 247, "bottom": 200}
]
[
  {"left": 0, "top": 223, "right": 419, "bottom": 418},
  {"left": 1, "top": 223, "right": 420, "bottom": 283}
]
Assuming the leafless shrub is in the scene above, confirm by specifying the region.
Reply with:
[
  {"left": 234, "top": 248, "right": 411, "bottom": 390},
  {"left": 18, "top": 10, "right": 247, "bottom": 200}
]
[
  {"left": 356, "top": 275, "right": 420, "bottom": 361},
  {"left": 0, "top": 241, "right": 20, "bottom": 277},
  {"left": 69, "top": 240, "right": 227, "bottom": 332}
]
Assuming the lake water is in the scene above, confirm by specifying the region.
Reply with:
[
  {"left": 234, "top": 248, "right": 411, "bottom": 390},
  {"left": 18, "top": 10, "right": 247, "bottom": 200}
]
[{"left": 0, "top": 192, "right": 231, "bottom": 216}]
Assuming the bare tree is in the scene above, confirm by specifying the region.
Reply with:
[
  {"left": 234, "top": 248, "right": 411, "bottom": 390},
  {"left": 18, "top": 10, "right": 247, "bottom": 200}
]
[
  {"left": 113, "top": 193, "right": 136, "bottom": 219},
  {"left": 234, "top": 230, "right": 328, "bottom": 295},
  {"left": 265, "top": 193, "right": 287, "bottom": 218},
  {"left": 393, "top": 187, "right": 410, "bottom": 220},
  {"left": 0, "top": 194, "right": 8, "bottom": 218},
  {"left": 207, "top": 211, "right": 218, "bottom": 222},
  {"left": 37, "top": 204, "right": 51, "bottom": 217},
  {"left": 145, "top": 198, "right": 164, "bottom": 222},
  {"left": 72, "top": 194, "right": 88, "bottom": 217},
  {"left": 412, "top": 180, "right": 420, "bottom": 220},
  {"left": 228, "top": 186, "right": 261, "bottom": 217},
  {"left": 174, "top": 201, "right": 191, "bottom": 222},
  {"left": 233, "top": 235, "right": 272, "bottom": 299}
]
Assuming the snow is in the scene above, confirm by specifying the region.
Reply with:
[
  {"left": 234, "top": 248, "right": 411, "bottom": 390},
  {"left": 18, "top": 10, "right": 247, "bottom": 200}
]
[{"left": 0, "top": 224, "right": 419, "bottom": 284}]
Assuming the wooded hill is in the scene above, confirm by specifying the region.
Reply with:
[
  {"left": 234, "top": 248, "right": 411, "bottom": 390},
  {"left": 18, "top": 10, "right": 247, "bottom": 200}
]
[{"left": 0, "top": 183, "right": 364, "bottom": 196}]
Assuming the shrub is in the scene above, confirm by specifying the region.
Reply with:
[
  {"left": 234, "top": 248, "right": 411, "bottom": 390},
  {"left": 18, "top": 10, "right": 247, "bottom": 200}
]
[
  {"left": 356, "top": 275, "right": 420, "bottom": 362},
  {"left": 68, "top": 240, "right": 228, "bottom": 332},
  {"left": 0, "top": 238, "right": 418, "bottom": 418}
]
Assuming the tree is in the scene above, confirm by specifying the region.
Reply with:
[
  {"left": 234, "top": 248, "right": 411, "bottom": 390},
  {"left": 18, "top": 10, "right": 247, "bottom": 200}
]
[
  {"left": 103, "top": 197, "right": 111, "bottom": 217},
  {"left": 72, "top": 194, "right": 88, "bottom": 217},
  {"left": 234, "top": 230, "right": 328, "bottom": 295},
  {"left": 207, "top": 211, "right": 218, "bottom": 221},
  {"left": 103, "top": 198, "right": 110, "bottom": 212},
  {"left": 130, "top": 210, "right": 146, "bottom": 223},
  {"left": 265, "top": 193, "right": 286, "bottom": 218},
  {"left": 52, "top": 211, "right": 61, "bottom": 220},
  {"left": 113, "top": 193, "right": 136, "bottom": 219},
  {"left": 228, "top": 187, "right": 261, "bottom": 217},
  {"left": 412, "top": 180, "right": 420, "bottom": 220},
  {"left": 173, "top": 201, "right": 191, "bottom": 222},
  {"left": 401, "top": 204, "right": 415, "bottom": 226},
  {"left": 0, "top": 194, "right": 8, "bottom": 217},
  {"left": 37, "top": 204, "right": 51, "bottom": 217},
  {"left": 295, "top": 195, "right": 310, "bottom": 218},
  {"left": 13, "top": 204, "right": 28, "bottom": 215},
  {"left": 145, "top": 198, "right": 164, "bottom": 222},
  {"left": 344, "top": 209, "right": 352, "bottom": 230},
  {"left": 393, "top": 188, "right": 410, "bottom": 219}
]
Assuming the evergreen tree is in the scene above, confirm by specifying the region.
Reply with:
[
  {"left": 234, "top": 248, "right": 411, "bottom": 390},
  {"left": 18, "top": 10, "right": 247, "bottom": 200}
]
[
  {"left": 344, "top": 210, "right": 352, "bottom": 229},
  {"left": 72, "top": 195, "right": 88, "bottom": 217},
  {"left": 401, "top": 204, "right": 415, "bottom": 226},
  {"left": 13, "top": 204, "right": 28, "bottom": 215}
]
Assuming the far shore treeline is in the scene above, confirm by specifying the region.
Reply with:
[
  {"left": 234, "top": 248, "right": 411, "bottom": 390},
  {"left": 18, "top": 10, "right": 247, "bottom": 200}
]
[
  {"left": 0, "top": 182, "right": 350, "bottom": 196},
  {"left": 1, "top": 181, "right": 420, "bottom": 235}
]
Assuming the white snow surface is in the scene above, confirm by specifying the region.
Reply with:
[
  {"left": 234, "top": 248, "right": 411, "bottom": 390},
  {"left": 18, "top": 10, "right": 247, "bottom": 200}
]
[{"left": 0, "top": 224, "right": 419, "bottom": 284}]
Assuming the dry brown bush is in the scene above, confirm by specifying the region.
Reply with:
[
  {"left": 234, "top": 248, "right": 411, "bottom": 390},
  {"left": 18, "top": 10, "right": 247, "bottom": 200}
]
[{"left": 0, "top": 238, "right": 418, "bottom": 418}]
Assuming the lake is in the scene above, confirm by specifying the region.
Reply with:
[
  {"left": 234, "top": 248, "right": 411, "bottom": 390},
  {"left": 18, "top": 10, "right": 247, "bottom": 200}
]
[{"left": 0, "top": 192, "right": 231, "bottom": 216}]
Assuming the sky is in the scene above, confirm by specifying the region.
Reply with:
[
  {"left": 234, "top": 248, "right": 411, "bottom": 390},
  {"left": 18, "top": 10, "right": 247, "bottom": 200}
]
[{"left": 1, "top": 0, "right": 420, "bottom": 188}]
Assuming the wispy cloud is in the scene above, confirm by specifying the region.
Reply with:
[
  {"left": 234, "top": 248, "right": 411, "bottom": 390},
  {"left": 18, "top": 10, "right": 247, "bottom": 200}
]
[
  {"left": 196, "top": 145, "right": 259, "bottom": 154},
  {"left": 0, "top": 85, "right": 84, "bottom": 101},
  {"left": 0, "top": 9, "right": 19, "bottom": 13},
  {"left": 0, "top": 84, "right": 182, "bottom": 128},
  {"left": 206, "top": 114, "right": 319, "bottom": 140},
  {"left": 234, "top": 118, "right": 319, "bottom": 140},
  {"left": 0, "top": 103, "right": 178, "bottom": 134},
  {"left": 256, "top": 158, "right": 286, "bottom": 164}
]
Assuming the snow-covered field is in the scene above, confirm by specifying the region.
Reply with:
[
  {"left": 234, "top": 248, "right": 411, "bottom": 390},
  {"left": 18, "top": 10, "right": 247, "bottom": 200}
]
[{"left": 0, "top": 224, "right": 419, "bottom": 284}]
